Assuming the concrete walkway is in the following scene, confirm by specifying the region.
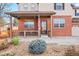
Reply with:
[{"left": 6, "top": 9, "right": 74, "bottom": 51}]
[{"left": 18, "top": 36, "right": 79, "bottom": 45}]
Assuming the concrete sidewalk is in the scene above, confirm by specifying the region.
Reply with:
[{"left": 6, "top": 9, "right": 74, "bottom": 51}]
[{"left": 18, "top": 36, "right": 79, "bottom": 45}]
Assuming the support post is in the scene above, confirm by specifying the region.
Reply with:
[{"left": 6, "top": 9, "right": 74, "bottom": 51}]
[
  {"left": 50, "top": 15, "right": 52, "bottom": 38},
  {"left": 10, "top": 16, "right": 13, "bottom": 38},
  {"left": 24, "top": 30, "right": 26, "bottom": 37},
  {"left": 38, "top": 15, "right": 41, "bottom": 37}
]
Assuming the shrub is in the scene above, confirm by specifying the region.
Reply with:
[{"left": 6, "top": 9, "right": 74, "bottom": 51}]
[
  {"left": 12, "top": 36, "right": 19, "bottom": 45},
  {"left": 28, "top": 40, "right": 46, "bottom": 54}
]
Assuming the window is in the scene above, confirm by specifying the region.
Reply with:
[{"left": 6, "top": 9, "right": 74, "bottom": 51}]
[
  {"left": 31, "top": 3, "right": 35, "bottom": 8},
  {"left": 53, "top": 18, "right": 65, "bottom": 28},
  {"left": 31, "top": 3, "right": 39, "bottom": 11},
  {"left": 54, "top": 3, "right": 64, "bottom": 10},
  {"left": 24, "top": 4, "right": 28, "bottom": 10},
  {"left": 41, "top": 21, "right": 47, "bottom": 31},
  {"left": 24, "top": 20, "right": 35, "bottom": 29},
  {"left": 75, "top": 10, "right": 79, "bottom": 16}
]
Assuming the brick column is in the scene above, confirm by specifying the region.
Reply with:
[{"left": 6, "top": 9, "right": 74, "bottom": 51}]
[{"left": 38, "top": 15, "right": 41, "bottom": 37}]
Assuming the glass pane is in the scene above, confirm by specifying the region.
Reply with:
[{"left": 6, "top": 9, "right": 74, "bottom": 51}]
[
  {"left": 56, "top": 3, "right": 63, "bottom": 10},
  {"left": 53, "top": 18, "right": 65, "bottom": 23},
  {"left": 56, "top": 5, "right": 62, "bottom": 10},
  {"left": 24, "top": 21, "right": 34, "bottom": 28},
  {"left": 54, "top": 24, "right": 59, "bottom": 28},
  {"left": 53, "top": 18, "right": 65, "bottom": 28},
  {"left": 31, "top": 3, "right": 35, "bottom": 7},
  {"left": 53, "top": 19, "right": 59, "bottom": 23},
  {"left": 41, "top": 21, "right": 46, "bottom": 30},
  {"left": 60, "top": 24, "right": 64, "bottom": 27},
  {"left": 59, "top": 18, "right": 65, "bottom": 23},
  {"left": 75, "top": 13, "right": 79, "bottom": 16},
  {"left": 31, "top": 3, "right": 38, "bottom": 11},
  {"left": 56, "top": 3, "right": 63, "bottom": 5},
  {"left": 24, "top": 4, "right": 28, "bottom": 9},
  {"left": 59, "top": 18, "right": 65, "bottom": 28},
  {"left": 75, "top": 10, "right": 79, "bottom": 16}
]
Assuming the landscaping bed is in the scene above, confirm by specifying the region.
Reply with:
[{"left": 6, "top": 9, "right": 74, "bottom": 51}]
[{"left": 0, "top": 42, "right": 79, "bottom": 56}]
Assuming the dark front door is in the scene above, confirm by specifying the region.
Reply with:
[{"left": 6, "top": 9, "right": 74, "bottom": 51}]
[{"left": 41, "top": 20, "right": 47, "bottom": 34}]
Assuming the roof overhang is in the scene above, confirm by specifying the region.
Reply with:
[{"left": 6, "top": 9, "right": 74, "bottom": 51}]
[
  {"left": 5, "top": 11, "right": 56, "bottom": 18},
  {"left": 71, "top": 4, "right": 79, "bottom": 9}
]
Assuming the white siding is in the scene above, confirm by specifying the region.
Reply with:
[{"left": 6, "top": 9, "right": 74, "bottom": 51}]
[
  {"left": 18, "top": 3, "right": 38, "bottom": 11},
  {"left": 52, "top": 3, "right": 75, "bottom": 16},
  {"left": 18, "top": 3, "right": 75, "bottom": 16},
  {"left": 39, "top": 3, "right": 53, "bottom": 11},
  {"left": 72, "top": 26, "right": 79, "bottom": 36}
]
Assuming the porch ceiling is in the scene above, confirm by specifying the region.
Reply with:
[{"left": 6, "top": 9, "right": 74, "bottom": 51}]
[{"left": 5, "top": 11, "right": 55, "bottom": 18}]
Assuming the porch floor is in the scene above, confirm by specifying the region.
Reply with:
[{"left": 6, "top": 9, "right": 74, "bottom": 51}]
[{"left": 8, "top": 36, "right": 79, "bottom": 45}]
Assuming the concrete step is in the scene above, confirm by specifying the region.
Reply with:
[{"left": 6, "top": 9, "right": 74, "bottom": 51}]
[{"left": 41, "top": 35, "right": 48, "bottom": 37}]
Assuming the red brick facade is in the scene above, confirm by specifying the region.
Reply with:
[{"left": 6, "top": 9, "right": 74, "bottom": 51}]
[
  {"left": 52, "top": 16, "right": 72, "bottom": 36},
  {"left": 18, "top": 16, "right": 72, "bottom": 36}
]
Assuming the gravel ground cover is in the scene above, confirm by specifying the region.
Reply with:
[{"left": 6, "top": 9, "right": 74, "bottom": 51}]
[{"left": 0, "top": 42, "right": 79, "bottom": 56}]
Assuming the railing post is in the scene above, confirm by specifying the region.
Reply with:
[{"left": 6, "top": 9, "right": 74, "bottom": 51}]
[
  {"left": 24, "top": 30, "right": 26, "bottom": 37},
  {"left": 10, "top": 16, "right": 13, "bottom": 39},
  {"left": 50, "top": 15, "right": 52, "bottom": 38},
  {"left": 38, "top": 15, "right": 41, "bottom": 37}
]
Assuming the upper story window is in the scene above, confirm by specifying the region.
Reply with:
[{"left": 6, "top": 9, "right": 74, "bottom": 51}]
[
  {"left": 75, "top": 10, "right": 79, "bottom": 16},
  {"left": 30, "top": 3, "right": 39, "bottom": 11},
  {"left": 71, "top": 3, "right": 79, "bottom": 16},
  {"left": 31, "top": 3, "right": 35, "bottom": 8},
  {"left": 24, "top": 4, "right": 29, "bottom": 10},
  {"left": 54, "top": 3, "right": 64, "bottom": 10},
  {"left": 53, "top": 18, "right": 65, "bottom": 28}
]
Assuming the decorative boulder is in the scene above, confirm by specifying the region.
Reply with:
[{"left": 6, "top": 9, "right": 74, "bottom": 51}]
[{"left": 28, "top": 40, "right": 46, "bottom": 54}]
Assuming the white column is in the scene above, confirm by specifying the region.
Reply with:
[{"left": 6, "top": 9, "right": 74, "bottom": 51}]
[
  {"left": 38, "top": 15, "right": 41, "bottom": 37},
  {"left": 50, "top": 15, "right": 52, "bottom": 38},
  {"left": 24, "top": 30, "right": 26, "bottom": 37}
]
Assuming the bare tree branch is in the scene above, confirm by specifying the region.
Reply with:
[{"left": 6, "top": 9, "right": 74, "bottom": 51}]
[
  {"left": 0, "top": 3, "right": 12, "bottom": 17},
  {"left": 0, "top": 3, "right": 13, "bottom": 26}
]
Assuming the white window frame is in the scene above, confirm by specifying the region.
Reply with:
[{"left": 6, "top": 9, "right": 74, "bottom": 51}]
[
  {"left": 55, "top": 3, "right": 64, "bottom": 10},
  {"left": 24, "top": 20, "right": 35, "bottom": 29},
  {"left": 53, "top": 18, "right": 65, "bottom": 28},
  {"left": 24, "top": 4, "right": 29, "bottom": 10},
  {"left": 30, "top": 3, "right": 38, "bottom": 11}
]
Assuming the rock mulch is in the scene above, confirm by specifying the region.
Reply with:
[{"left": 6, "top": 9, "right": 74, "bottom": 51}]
[{"left": 0, "top": 42, "right": 79, "bottom": 56}]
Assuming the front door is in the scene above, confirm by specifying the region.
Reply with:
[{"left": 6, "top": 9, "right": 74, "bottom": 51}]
[{"left": 41, "top": 20, "right": 47, "bottom": 34}]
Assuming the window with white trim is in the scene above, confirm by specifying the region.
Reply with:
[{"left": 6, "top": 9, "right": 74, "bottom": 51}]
[
  {"left": 24, "top": 20, "right": 35, "bottom": 29},
  {"left": 54, "top": 3, "right": 64, "bottom": 10},
  {"left": 30, "top": 3, "right": 39, "bottom": 11},
  {"left": 24, "top": 4, "right": 28, "bottom": 10},
  {"left": 75, "top": 10, "right": 79, "bottom": 16},
  {"left": 53, "top": 18, "right": 65, "bottom": 28}
]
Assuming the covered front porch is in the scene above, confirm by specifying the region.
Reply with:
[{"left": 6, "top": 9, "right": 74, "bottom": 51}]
[{"left": 5, "top": 11, "right": 55, "bottom": 38}]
